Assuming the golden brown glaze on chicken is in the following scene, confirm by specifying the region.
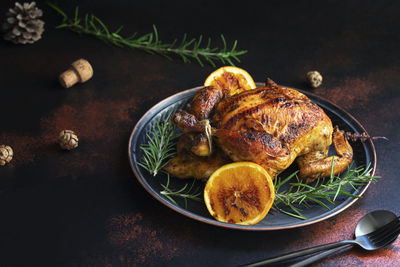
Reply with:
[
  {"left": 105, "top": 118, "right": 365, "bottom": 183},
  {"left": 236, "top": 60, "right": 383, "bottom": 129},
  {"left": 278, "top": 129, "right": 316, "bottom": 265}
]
[
  {"left": 164, "top": 133, "right": 230, "bottom": 179},
  {"left": 297, "top": 126, "right": 353, "bottom": 183},
  {"left": 168, "top": 78, "right": 353, "bottom": 183},
  {"left": 190, "top": 86, "right": 224, "bottom": 120},
  {"left": 186, "top": 82, "right": 251, "bottom": 157}
]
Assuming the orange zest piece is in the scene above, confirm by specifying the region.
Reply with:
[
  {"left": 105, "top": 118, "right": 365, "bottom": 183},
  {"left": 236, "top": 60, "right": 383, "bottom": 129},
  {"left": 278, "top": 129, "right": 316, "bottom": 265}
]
[{"left": 204, "top": 162, "right": 275, "bottom": 225}]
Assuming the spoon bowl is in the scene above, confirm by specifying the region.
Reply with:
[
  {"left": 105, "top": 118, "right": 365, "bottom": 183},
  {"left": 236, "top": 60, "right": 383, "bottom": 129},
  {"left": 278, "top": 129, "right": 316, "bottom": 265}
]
[
  {"left": 355, "top": 210, "right": 398, "bottom": 236},
  {"left": 354, "top": 210, "right": 400, "bottom": 250}
]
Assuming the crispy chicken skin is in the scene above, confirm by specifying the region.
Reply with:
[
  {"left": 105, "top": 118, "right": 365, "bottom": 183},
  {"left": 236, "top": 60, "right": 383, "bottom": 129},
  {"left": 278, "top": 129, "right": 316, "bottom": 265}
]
[
  {"left": 190, "top": 86, "right": 224, "bottom": 120},
  {"left": 164, "top": 133, "right": 230, "bottom": 179},
  {"left": 297, "top": 126, "right": 353, "bottom": 183},
  {"left": 168, "top": 78, "right": 353, "bottom": 182}
]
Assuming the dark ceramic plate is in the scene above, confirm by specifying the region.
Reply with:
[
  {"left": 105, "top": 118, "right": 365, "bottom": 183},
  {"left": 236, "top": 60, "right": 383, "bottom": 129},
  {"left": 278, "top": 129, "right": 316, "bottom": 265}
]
[{"left": 128, "top": 83, "right": 376, "bottom": 230}]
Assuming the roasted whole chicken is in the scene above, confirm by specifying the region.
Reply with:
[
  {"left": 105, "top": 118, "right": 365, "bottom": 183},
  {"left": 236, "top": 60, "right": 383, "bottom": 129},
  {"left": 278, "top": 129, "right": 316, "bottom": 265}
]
[{"left": 165, "top": 78, "right": 353, "bottom": 183}]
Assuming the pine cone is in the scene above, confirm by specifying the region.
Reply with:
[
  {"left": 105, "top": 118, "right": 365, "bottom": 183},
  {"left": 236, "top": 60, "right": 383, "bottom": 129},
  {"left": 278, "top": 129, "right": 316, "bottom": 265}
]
[
  {"left": 58, "top": 130, "right": 79, "bottom": 150},
  {"left": 2, "top": 2, "right": 44, "bottom": 44},
  {"left": 306, "top": 71, "right": 323, "bottom": 88},
  {"left": 0, "top": 145, "right": 13, "bottom": 166}
]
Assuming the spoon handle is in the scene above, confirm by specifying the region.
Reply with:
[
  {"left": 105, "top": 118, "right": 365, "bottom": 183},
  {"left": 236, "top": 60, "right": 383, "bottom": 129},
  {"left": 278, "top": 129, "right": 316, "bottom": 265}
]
[
  {"left": 242, "top": 240, "right": 352, "bottom": 266},
  {"left": 288, "top": 244, "right": 353, "bottom": 267}
]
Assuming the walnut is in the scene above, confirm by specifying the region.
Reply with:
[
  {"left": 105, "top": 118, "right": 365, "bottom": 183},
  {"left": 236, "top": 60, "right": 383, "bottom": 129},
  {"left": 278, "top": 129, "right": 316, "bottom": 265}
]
[
  {"left": 0, "top": 145, "right": 13, "bottom": 166},
  {"left": 58, "top": 130, "right": 79, "bottom": 150},
  {"left": 306, "top": 71, "right": 323, "bottom": 88}
]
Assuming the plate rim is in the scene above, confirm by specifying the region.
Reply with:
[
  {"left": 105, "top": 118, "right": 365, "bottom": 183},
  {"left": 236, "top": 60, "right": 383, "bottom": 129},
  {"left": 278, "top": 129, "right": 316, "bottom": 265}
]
[{"left": 128, "top": 83, "right": 377, "bottom": 231}]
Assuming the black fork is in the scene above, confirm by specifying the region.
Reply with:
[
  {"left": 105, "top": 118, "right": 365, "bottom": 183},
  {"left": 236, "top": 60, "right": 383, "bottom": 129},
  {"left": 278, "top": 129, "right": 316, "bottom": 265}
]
[
  {"left": 243, "top": 216, "right": 400, "bottom": 267},
  {"left": 288, "top": 216, "right": 400, "bottom": 267}
]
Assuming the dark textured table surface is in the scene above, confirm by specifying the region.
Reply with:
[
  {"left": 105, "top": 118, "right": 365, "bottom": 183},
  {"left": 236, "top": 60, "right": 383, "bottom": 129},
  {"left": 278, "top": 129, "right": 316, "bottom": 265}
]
[{"left": 1, "top": 0, "right": 399, "bottom": 266}]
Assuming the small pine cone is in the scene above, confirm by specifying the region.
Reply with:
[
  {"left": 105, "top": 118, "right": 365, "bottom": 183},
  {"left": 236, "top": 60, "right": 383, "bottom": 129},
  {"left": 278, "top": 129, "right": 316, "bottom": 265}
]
[
  {"left": 2, "top": 2, "right": 45, "bottom": 44},
  {"left": 306, "top": 71, "right": 323, "bottom": 88},
  {"left": 58, "top": 130, "right": 79, "bottom": 150},
  {"left": 0, "top": 145, "right": 14, "bottom": 166}
]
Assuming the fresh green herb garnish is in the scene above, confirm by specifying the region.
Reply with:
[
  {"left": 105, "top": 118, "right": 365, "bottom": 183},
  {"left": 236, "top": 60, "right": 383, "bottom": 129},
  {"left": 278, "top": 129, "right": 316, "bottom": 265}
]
[
  {"left": 161, "top": 174, "right": 203, "bottom": 209},
  {"left": 47, "top": 3, "right": 247, "bottom": 67},
  {"left": 273, "top": 162, "right": 379, "bottom": 219},
  {"left": 137, "top": 111, "right": 181, "bottom": 177},
  {"left": 137, "top": 111, "right": 203, "bottom": 207}
]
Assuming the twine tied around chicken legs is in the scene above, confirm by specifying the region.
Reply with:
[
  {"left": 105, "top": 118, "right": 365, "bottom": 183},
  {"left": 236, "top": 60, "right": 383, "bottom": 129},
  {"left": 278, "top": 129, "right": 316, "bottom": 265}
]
[{"left": 201, "top": 119, "right": 213, "bottom": 154}]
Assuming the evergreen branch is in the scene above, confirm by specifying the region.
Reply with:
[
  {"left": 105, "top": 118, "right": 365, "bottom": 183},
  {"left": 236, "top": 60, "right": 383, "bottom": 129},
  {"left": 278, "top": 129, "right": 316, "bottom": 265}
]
[
  {"left": 160, "top": 174, "right": 203, "bottom": 209},
  {"left": 137, "top": 110, "right": 181, "bottom": 176},
  {"left": 47, "top": 3, "right": 247, "bottom": 66},
  {"left": 273, "top": 163, "right": 379, "bottom": 219},
  {"left": 136, "top": 109, "right": 203, "bottom": 207}
]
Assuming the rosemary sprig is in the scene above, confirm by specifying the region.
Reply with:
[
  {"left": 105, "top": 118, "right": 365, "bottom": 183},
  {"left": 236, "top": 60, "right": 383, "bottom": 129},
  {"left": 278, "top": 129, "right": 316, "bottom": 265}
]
[
  {"left": 47, "top": 3, "right": 247, "bottom": 67},
  {"left": 273, "top": 162, "right": 379, "bottom": 219},
  {"left": 137, "top": 111, "right": 203, "bottom": 207},
  {"left": 137, "top": 111, "right": 180, "bottom": 176},
  {"left": 161, "top": 174, "right": 203, "bottom": 209}
]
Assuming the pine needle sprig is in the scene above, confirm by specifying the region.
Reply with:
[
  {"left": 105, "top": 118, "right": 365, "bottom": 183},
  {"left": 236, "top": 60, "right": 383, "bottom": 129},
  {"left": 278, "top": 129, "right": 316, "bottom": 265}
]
[
  {"left": 161, "top": 174, "right": 203, "bottom": 209},
  {"left": 137, "top": 111, "right": 181, "bottom": 176},
  {"left": 273, "top": 162, "right": 379, "bottom": 219},
  {"left": 47, "top": 3, "right": 247, "bottom": 67},
  {"left": 136, "top": 110, "right": 202, "bottom": 207}
]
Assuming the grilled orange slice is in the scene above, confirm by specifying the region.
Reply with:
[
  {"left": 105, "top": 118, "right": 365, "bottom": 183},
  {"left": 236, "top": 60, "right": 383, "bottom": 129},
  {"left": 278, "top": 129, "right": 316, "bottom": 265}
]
[
  {"left": 204, "top": 162, "right": 275, "bottom": 225},
  {"left": 204, "top": 66, "right": 256, "bottom": 96}
]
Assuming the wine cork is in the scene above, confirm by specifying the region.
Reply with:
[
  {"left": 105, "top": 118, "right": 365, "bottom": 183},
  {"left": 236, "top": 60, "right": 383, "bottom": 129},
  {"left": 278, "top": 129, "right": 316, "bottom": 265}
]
[{"left": 59, "top": 59, "right": 93, "bottom": 88}]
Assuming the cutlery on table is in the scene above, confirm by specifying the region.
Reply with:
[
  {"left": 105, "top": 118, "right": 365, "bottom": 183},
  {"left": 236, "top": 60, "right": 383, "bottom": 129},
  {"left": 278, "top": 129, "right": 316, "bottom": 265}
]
[{"left": 243, "top": 210, "right": 400, "bottom": 267}]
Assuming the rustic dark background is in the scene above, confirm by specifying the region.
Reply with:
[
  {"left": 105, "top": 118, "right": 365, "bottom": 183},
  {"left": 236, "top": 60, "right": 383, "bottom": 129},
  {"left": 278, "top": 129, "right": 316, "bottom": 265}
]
[{"left": 0, "top": 0, "right": 399, "bottom": 266}]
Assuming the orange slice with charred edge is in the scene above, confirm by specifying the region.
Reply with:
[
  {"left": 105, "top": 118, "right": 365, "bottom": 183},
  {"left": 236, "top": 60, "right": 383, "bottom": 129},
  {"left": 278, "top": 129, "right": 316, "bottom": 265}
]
[
  {"left": 204, "top": 66, "right": 256, "bottom": 96},
  {"left": 204, "top": 162, "right": 275, "bottom": 225}
]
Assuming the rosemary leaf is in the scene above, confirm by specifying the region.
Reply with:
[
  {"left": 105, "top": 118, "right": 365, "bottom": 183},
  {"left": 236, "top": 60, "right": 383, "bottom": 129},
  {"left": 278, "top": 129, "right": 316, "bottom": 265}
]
[
  {"left": 47, "top": 3, "right": 247, "bottom": 67},
  {"left": 160, "top": 174, "right": 203, "bottom": 209},
  {"left": 274, "top": 162, "right": 379, "bottom": 219},
  {"left": 137, "top": 110, "right": 180, "bottom": 176}
]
